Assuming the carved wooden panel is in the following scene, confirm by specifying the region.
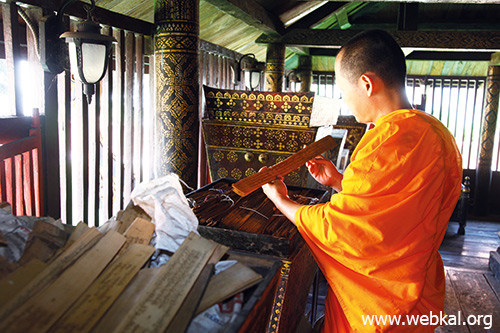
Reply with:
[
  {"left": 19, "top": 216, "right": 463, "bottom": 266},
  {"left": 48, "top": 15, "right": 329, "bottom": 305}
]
[
  {"left": 204, "top": 85, "right": 314, "bottom": 127},
  {"left": 202, "top": 120, "right": 317, "bottom": 186}
]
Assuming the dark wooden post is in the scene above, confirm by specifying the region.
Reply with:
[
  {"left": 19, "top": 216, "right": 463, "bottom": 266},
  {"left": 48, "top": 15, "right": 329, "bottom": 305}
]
[
  {"left": 298, "top": 55, "right": 312, "bottom": 92},
  {"left": 474, "top": 63, "right": 500, "bottom": 216},
  {"left": 154, "top": 0, "right": 200, "bottom": 189},
  {"left": 2, "top": 2, "right": 23, "bottom": 116},
  {"left": 264, "top": 43, "right": 285, "bottom": 92}
]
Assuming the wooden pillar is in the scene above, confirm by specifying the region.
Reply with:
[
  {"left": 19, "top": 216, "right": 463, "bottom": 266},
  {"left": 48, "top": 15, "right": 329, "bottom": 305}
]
[
  {"left": 264, "top": 43, "right": 285, "bottom": 92},
  {"left": 474, "top": 64, "right": 500, "bottom": 216},
  {"left": 298, "top": 55, "right": 312, "bottom": 92},
  {"left": 154, "top": 0, "right": 200, "bottom": 189}
]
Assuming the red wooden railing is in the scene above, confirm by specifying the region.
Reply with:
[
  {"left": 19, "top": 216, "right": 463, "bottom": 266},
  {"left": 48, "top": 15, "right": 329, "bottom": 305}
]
[{"left": 0, "top": 109, "right": 43, "bottom": 216}]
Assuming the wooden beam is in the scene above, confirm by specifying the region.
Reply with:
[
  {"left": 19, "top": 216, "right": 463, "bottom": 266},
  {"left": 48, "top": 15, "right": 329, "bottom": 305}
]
[
  {"left": 204, "top": 0, "right": 285, "bottom": 36},
  {"left": 287, "top": 2, "right": 347, "bottom": 30},
  {"left": 257, "top": 30, "right": 500, "bottom": 52},
  {"left": 406, "top": 51, "right": 493, "bottom": 61},
  {"left": 397, "top": 2, "right": 419, "bottom": 31},
  {"left": 279, "top": 1, "right": 330, "bottom": 27},
  {"left": 16, "top": 0, "right": 154, "bottom": 35}
]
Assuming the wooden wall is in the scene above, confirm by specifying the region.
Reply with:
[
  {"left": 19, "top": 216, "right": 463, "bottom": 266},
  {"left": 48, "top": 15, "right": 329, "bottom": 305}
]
[{"left": 0, "top": 0, "right": 248, "bottom": 225}]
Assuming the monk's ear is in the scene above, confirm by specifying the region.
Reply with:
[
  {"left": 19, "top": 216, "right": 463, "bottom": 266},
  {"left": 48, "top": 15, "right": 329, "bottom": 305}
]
[{"left": 359, "top": 73, "right": 376, "bottom": 97}]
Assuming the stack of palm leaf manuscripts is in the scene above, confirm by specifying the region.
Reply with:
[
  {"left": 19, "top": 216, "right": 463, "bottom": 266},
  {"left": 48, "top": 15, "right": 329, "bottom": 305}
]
[
  {"left": 187, "top": 178, "right": 328, "bottom": 257},
  {"left": 0, "top": 203, "right": 265, "bottom": 332}
]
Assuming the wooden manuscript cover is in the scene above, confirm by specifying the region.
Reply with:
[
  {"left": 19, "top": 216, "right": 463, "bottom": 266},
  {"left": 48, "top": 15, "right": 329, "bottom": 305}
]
[{"left": 203, "top": 85, "right": 315, "bottom": 127}]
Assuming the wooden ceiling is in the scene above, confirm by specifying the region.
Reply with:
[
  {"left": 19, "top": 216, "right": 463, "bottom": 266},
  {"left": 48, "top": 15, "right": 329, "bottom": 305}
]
[{"left": 70, "top": 0, "right": 500, "bottom": 75}]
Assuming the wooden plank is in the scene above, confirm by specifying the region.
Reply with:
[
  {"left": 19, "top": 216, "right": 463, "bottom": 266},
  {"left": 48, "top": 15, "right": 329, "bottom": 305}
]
[
  {"left": 57, "top": 69, "right": 71, "bottom": 224},
  {"left": 47, "top": 221, "right": 90, "bottom": 263},
  {"left": 5, "top": 157, "right": 15, "bottom": 213},
  {"left": 0, "top": 259, "right": 46, "bottom": 308},
  {"left": 2, "top": 2, "right": 23, "bottom": 116},
  {"left": 19, "top": 220, "right": 68, "bottom": 264},
  {"left": 16, "top": 0, "right": 154, "bottom": 35},
  {"left": 64, "top": 221, "right": 90, "bottom": 249},
  {"left": 0, "top": 230, "right": 126, "bottom": 332},
  {"left": 31, "top": 113, "right": 43, "bottom": 212},
  {"left": 135, "top": 34, "right": 144, "bottom": 184},
  {"left": 166, "top": 263, "right": 214, "bottom": 333},
  {"left": 447, "top": 270, "right": 500, "bottom": 332},
  {"left": 204, "top": 0, "right": 284, "bottom": 36},
  {"left": 93, "top": 267, "right": 157, "bottom": 332},
  {"left": 435, "top": 270, "right": 469, "bottom": 333},
  {"left": 114, "top": 232, "right": 227, "bottom": 332},
  {"left": 117, "top": 204, "right": 151, "bottom": 234},
  {"left": 123, "top": 31, "right": 134, "bottom": 206},
  {"left": 99, "top": 25, "right": 112, "bottom": 224},
  {"left": 0, "top": 227, "right": 102, "bottom": 323},
  {"left": 0, "top": 136, "right": 38, "bottom": 161},
  {"left": 0, "top": 256, "right": 18, "bottom": 281},
  {"left": 49, "top": 243, "right": 154, "bottom": 332},
  {"left": 119, "top": 217, "right": 155, "bottom": 254},
  {"left": 0, "top": 159, "right": 6, "bottom": 203},
  {"left": 82, "top": 86, "right": 90, "bottom": 226},
  {"left": 232, "top": 135, "right": 337, "bottom": 197},
  {"left": 22, "top": 151, "right": 34, "bottom": 216},
  {"left": 113, "top": 28, "right": 125, "bottom": 213},
  {"left": 14, "top": 155, "right": 23, "bottom": 216},
  {"left": 196, "top": 262, "right": 263, "bottom": 315},
  {"left": 441, "top": 253, "right": 490, "bottom": 272},
  {"left": 87, "top": 86, "right": 99, "bottom": 227}
]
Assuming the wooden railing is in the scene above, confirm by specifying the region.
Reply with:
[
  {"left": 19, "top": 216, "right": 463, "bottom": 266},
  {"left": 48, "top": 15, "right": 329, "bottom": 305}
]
[
  {"left": 0, "top": 109, "right": 43, "bottom": 216},
  {"left": 0, "top": 1, "right": 244, "bottom": 225}
]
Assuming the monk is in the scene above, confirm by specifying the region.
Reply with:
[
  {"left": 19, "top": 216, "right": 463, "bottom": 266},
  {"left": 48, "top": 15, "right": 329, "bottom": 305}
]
[{"left": 261, "top": 30, "right": 462, "bottom": 332}]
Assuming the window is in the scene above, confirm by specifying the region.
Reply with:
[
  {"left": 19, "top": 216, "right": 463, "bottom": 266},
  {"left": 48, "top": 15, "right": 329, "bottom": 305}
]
[{"left": 312, "top": 72, "right": 494, "bottom": 170}]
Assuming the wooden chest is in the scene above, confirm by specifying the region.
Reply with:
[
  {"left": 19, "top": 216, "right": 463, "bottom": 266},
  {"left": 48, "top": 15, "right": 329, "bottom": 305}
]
[
  {"left": 187, "top": 178, "right": 328, "bottom": 332},
  {"left": 202, "top": 120, "right": 317, "bottom": 187},
  {"left": 202, "top": 86, "right": 318, "bottom": 188}
]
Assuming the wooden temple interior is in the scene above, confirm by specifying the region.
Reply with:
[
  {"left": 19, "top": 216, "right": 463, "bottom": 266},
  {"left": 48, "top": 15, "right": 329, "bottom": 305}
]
[{"left": 0, "top": 0, "right": 500, "bottom": 332}]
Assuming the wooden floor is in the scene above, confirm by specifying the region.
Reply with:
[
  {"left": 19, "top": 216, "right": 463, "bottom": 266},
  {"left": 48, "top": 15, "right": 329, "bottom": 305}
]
[
  {"left": 305, "top": 220, "right": 500, "bottom": 332},
  {"left": 437, "top": 220, "right": 500, "bottom": 332}
]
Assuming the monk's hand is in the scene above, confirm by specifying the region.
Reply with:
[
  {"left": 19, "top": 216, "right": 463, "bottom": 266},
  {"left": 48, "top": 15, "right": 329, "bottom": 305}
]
[
  {"left": 306, "top": 155, "right": 343, "bottom": 190},
  {"left": 259, "top": 167, "right": 288, "bottom": 201}
]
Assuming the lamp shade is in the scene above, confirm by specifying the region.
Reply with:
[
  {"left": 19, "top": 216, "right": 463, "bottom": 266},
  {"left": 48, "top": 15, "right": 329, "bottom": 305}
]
[
  {"left": 239, "top": 54, "right": 265, "bottom": 91},
  {"left": 60, "top": 19, "right": 116, "bottom": 103},
  {"left": 244, "top": 71, "right": 261, "bottom": 91},
  {"left": 61, "top": 20, "right": 116, "bottom": 84},
  {"left": 67, "top": 41, "right": 107, "bottom": 84}
]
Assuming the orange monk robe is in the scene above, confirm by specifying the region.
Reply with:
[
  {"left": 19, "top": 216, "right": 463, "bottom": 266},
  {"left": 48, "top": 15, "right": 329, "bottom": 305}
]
[{"left": 296, "top": 109, "right": 462, "bottom": 332}]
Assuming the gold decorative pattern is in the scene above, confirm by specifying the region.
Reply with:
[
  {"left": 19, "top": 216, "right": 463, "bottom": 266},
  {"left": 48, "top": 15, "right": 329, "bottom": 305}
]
[
  {"left": 217, "top": 167, "right": 228, "bottom": 178},
  {"left": 226, "top": 151, "right": 238, "bottom": 163},
  {"left": 267, "top": 260, "right": 292, "bottom": 333},
  {"left": 478, "top": 67, "right": 500, "bottom": 166},
  {"left": 154, "top": 0, "right": 200, "bottom": 187},
  {"left": 213, "top": 150, "right": 224, "bottom": 162},
  {"left": 333, "top": 115, "right": 369, "bottom": 163},
  {"left": 230, "top": 168, "right": 243, "bottom": 179},
  {"left": 245, "top": 168, "right": 257, "bottom": 177},
  {"left": 204, "top": 86, "right": 314, "bottom": 127},
  {"left": 202, "top": 121, "right": 316, "bottom": 153}
]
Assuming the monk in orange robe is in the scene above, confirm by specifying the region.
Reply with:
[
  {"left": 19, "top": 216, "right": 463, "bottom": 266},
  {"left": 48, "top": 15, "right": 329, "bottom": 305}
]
[{"left": 261, "top": 30, "right": 462, "bottom": 332}]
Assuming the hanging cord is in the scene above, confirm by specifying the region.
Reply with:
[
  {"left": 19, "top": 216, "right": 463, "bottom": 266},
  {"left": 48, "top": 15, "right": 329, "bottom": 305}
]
[{"left": 17, "top": 4, "right": 40, "bottom": 60}]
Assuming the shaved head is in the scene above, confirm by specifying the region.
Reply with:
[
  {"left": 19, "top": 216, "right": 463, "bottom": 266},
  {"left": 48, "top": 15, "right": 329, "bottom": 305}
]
[{"left": 337, "top": 30, "right": 407, "bottom": 89}]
